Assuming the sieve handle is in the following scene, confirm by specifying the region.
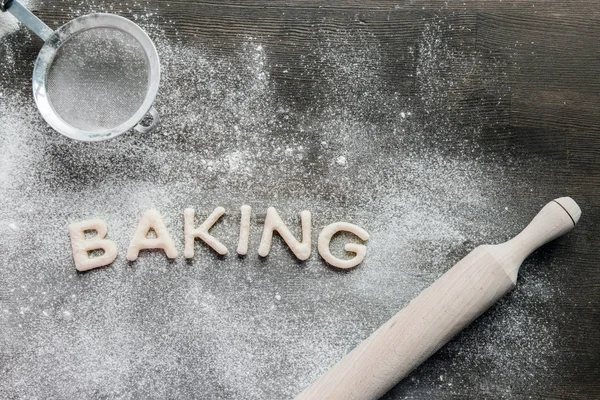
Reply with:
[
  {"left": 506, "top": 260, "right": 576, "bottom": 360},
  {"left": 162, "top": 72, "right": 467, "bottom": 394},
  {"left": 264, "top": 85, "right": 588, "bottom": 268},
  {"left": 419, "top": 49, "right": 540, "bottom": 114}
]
[
  {"left": 2, "top": 0, "right": 53, "bottom": 41},
  {"left": 134, "top": 107, "right": 160, "bottom": 134}
]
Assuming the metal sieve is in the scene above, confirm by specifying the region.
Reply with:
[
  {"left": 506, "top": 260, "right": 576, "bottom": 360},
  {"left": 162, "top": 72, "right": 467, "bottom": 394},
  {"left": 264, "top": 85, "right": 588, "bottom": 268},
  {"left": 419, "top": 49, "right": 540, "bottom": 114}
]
[{"left": 1, "top": 0, "right": 160, "bottom": 141}]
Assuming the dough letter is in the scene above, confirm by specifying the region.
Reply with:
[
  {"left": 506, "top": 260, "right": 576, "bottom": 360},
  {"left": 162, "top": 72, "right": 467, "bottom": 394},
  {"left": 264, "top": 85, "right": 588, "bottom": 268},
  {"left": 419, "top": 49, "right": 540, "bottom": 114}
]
[
  {"left": 68, "top": 219, "right": 118, "bottom": 272},
  {"left": 318, "top": 222, "right": 369, "bottom": 269},
  {"left": 258, "top": 207, "right": 311, "bottom": 260},
  {"left": 127, "top": 209, "right": 178, "bottom": 261},
  {"left": 184, "top": 207, "right": 228, "bottom": 257},
  {"left": 237, "top": 205, "right": 251, "bottom": 256}
]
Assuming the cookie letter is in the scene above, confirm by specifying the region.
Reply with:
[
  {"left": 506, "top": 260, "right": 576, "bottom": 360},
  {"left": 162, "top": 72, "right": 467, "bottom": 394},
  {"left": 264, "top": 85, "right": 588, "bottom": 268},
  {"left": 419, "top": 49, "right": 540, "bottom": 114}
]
[
  {"left": 184, "top": 207, "right": 228, "bottom": 258},
  {"left": 237, "top": 205, "right": 251, "bottom": 256},
  {"left": 258, "top": 207, "right": 311, "bottom": 260},
  {"left": 318, "top": 222, "right": 369, "bottom": 269},
  {"left": 126, "top": 209, "right": 178, "bottom": 261},
  {"left": 68, "top": 219, "right": 118, "bottom": 272}
]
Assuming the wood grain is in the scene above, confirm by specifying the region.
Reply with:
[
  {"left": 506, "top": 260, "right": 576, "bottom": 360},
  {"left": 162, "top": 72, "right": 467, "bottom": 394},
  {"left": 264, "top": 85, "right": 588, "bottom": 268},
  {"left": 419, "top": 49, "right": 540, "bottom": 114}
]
[{"left": 3, "top": 0, "right": 598, "bottom": 398}]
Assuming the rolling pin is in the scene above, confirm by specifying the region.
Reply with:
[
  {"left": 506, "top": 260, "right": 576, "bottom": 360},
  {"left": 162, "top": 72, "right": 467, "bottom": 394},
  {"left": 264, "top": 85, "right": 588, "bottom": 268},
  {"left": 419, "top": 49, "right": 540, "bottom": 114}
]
[{"left": 296, "top": 197, "right": 581, "bottom": 400}]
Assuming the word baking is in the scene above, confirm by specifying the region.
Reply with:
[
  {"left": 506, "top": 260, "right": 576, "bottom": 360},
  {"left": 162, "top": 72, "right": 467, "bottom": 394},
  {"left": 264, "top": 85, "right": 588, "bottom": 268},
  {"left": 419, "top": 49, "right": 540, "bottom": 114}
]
[{"left": 69, "top": 206, "right": 370, "bottom": 272}]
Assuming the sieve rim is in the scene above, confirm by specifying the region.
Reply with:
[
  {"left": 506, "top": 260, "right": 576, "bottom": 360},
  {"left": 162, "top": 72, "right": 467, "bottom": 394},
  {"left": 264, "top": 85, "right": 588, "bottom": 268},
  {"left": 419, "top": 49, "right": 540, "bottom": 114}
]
[{"left": 32, "top": 13, "right": 160, "bottom": 142}]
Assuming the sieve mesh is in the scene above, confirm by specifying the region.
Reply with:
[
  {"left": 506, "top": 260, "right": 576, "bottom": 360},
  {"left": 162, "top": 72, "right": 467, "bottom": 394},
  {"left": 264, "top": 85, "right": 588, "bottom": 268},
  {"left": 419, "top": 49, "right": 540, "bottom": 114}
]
[{"left": 46, "top": 27, "right": 150, "bottom": 133}]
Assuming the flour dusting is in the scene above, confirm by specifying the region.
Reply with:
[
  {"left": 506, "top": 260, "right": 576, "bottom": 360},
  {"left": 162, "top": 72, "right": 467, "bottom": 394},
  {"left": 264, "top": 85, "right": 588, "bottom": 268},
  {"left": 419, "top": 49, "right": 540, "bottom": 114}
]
[{"left": 0, "top": 4, "right": 563, "bottom": 399}]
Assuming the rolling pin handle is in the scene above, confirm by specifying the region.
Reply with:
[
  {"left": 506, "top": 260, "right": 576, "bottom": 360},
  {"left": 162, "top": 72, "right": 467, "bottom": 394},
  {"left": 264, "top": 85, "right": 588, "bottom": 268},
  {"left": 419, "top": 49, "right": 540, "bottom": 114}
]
[{"left": 498, "top": 197, "right": 580, "bottom": 282}]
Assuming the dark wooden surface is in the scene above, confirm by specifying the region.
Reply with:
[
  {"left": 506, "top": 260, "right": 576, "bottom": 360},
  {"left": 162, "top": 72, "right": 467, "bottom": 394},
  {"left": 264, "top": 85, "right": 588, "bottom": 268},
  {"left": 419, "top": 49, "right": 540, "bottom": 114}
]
[{"left": 1, "top": 1, "right": 598, "bottom": 399}]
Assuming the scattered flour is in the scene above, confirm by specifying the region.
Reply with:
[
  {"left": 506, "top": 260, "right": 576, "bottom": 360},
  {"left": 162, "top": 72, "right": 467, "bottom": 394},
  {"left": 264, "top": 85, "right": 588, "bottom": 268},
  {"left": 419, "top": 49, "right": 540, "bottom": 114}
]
[
  {"left": 0, "top": 4, "right": 564, "bottom": 400},
  {"left": 335, "top": 155, "right": 347, "bottom": 166}
]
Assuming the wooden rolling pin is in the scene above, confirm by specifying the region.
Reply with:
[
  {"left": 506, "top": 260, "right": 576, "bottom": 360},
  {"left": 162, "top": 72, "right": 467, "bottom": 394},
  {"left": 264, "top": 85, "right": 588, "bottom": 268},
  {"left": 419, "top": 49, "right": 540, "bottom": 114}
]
[{"left": 296, "top": 197, "right": 581, "bottom": 400}]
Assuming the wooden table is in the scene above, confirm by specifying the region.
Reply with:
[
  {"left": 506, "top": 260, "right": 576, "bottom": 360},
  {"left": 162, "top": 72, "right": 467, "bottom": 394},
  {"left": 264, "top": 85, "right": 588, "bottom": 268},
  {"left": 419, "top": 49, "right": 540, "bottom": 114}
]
[{"left": 0, "top": 1, "right": 597, "bottom": 399}]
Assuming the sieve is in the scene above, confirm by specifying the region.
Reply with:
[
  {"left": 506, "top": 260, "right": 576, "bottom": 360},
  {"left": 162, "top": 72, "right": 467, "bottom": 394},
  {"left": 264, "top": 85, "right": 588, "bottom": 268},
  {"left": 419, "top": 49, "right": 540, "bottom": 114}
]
[{"left": 1, "top": 0, "right": 160, "bottom": 141}]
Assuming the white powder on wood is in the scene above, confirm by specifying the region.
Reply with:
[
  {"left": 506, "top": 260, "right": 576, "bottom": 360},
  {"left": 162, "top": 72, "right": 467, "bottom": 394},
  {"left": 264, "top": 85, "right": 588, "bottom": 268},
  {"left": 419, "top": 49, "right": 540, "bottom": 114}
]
[{"left": 0, "top": 6, "right": 563, "bottom": 399}]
